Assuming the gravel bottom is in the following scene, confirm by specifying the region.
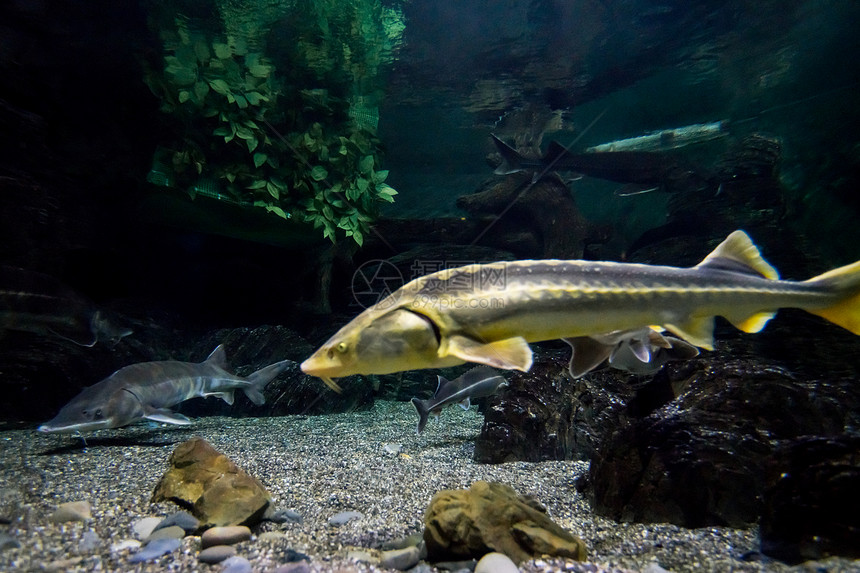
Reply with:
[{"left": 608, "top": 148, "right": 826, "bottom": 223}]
[{"left": 0, "top": 400, "right": 857, "bottom": 573}]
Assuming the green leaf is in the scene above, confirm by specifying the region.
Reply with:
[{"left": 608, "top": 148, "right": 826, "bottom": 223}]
[
  {"left": 310, "top": 166, "right": 328, "bottom": 181},
  {"left": 352, "top": 229, "right": 364, "bottom": 247},
  {"left": 225, "top": 173, "right": 236, "bottom": 183},
  {"left": 249, "top": 63, "right": 273, "bottom": 78},
  {"left": 213, "top": 42, "right": 231, "bottom": 59},
  {"left": 266, "top": 181, "right": 279, "bottom": 200},
  {"left": 247, "top": 180, "right": 267, "bottom": 189},
  {"left": 267, "top": 205, "right": 288, "bottom": 219},
  {"left": 194, "top": 39, "right": 210, "bottom": 63},
  {"left": 235, "top": 126, "right": 254, "bottom": 140},
  {"left": 377, "top": 184, "right": 398, "bottom": 202},
  {"left": 322, "top": 204, "right": 334, "bottom": 221},
  {"left": 208, "top": 79, "right": 230, "bottom": 95},
  {"left": 234, "top": 94, "right": 248, "bottom": 109},
  {"left": 359, "top": 155, "right": 374, "bottom": 174},
  {"left": 244, "top": 91, "right": 268, "bottom": 106},
  {"left": 213, "top": 126, "right": 231, "bottom": 136},
  {"left": 246, "top": 137, "right": 259, "bottom": 153},
  {"left": 178, "top": 90, "right": 190, "bottom": 103},
  {"left": 253, "top": 152, "right": 267, "bottom": 168},
  {"left": 356, "top": 177, "right": 369, "bottom": 192},
  {"left": 194, "top": 81, "right": 210, "bottom": 102},
  {"left": 374, "top": 169, "right": 389, "bottom": 183}
]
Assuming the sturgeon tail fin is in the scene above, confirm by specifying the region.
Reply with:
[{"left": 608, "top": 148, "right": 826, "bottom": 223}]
[
  {"left": 411, "top": 397, "right": 430, "bottom": 434},
  {"left": 244, "top": 359, "right": 291, "bottom": 406},
  {"left": 491, "top": 134, "right": 526, "bottom": 174},
  {"left": 805, "top": 260, "right": 860, "bottom": 335}
]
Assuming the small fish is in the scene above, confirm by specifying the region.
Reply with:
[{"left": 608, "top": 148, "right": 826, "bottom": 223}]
[
  {"left": 0, "top": 266, "right": 132, "bottom": 346},
  {"left": 585, "top": 121, "right": 727, "bottom": 153},
  {"left": 38, "top": 345, "right": 289, "bottom": 433},
  {"left": 563, "top": 327, "right": 700, "bottom": 377},
  {"left": 491, "top": 134, "right": 698, "bottom": 189},
  {"left": 301, "top": 231, "right": 860, "bottom": 391},
  {"left": 410, "top": 366, "right": 508, "bottom": 433}
]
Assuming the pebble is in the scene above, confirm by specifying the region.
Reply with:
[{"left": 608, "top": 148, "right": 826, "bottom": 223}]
[
  {"left": 147, "top": 525, "right": 186, "bottom": 541},
  {"left": 110, "top": 539, "right": 142, "bottom": 553},
  {"left": 77, "top": 530, "right": 101, "bottom": 552},
  {"left": 380, "top": 546, "right": 421, "bottom": 570},
  {"left": 154, "top": 511, "right": 200, "bottom": 534},
  {"left": 198, "top": 544, "right": 237, "bottom": 564},
  {"left": 258, "top": 531, "right": 288, "bottom": 543},
  {"left": 201, "top": 525, "right": 252, "bottom": 548},
  {"left": 132, "top": 517, "right": 163, "bottom": 540},
  {"left": 382, "top": 442, "right": 403, "bottom": 455},
  {"left": 328, "top": 510, "right": 363, "bottom": 525},
  {"left": 475, "top": 552, "right": 518, "bottom": 573},
  {"left": 128, "top": 537, "right": 181, "bottom": 563},
  {"left": 0, "top": 532, "right": 19, "bottom": 551},
  {"left": 49, "top": 501, "right": 91, "bottom": 523},
  {"left": 221, "top": 555, "right": 253, "bottom": 573},
  {"left": 266, "top": 508, "right": 303, "bottom": 524},
  {"left": 274, "top": 562, "right": 311, "bottom": 573}
]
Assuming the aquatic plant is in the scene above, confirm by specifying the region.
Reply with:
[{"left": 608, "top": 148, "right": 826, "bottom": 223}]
[{"left": 145, "top": 1, "right": 403, "bottom": 245}]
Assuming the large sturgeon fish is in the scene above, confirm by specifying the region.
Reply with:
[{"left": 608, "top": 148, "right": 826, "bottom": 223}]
[{"left": 301, "top": 231, "right": 860, "bottom": 392}]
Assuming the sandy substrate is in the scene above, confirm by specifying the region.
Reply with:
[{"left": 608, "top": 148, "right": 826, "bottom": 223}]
[{"left": 0, "top": 401, "right": 857, "bottom": 572}]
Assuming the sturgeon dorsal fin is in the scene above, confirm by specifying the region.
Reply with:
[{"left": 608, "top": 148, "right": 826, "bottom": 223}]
[
  {"left": 695, "top": 230, "right": 779, "bottom": 280},
  {"left": 434, "top": 375, "right": 447, "bottom": 397},
  {"left": 204, "top": 344, "right": 229, "bottom": 368}
]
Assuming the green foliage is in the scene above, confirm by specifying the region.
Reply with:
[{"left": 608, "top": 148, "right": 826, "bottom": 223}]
[{"left": 145, "top": 4, "right": 403, "bottom": 246}]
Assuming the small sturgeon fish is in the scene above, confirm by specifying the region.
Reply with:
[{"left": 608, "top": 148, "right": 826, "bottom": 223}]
[
  {"left": 410, "top": 366, "right": 508, "bottom": 433},
  {"left": 301, "top": 230, "right": 860, "bottom": 392},
  {"left": 0, "top": 265, "right": 132, "bottom": 346},
  {"left": 38, "top": 345, "right": 289, "bottom": 433},
  {"left": 563, "top": 327, "right": 699, "bottom": 377}
]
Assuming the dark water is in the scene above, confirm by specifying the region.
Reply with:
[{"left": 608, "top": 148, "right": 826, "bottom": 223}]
[{"left": 1, "top": 0, "right": 859, "bottom": 420}]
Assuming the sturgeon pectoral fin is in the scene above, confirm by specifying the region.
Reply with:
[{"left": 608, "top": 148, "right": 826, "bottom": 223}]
[
  {"left": 664, "top": 317, "right": 715, "bottom": 350},
  {"left": 144, "top": 409, "right": 193, "bottom": 425},
  {"left": 443, "top": 335, "right": 533, "bottom": 371},
  {"left": 204, "top": 390, "right": 235, "bottom": 405},
  {"left": 563, "top": 337, "right": 613, "bottom": 378},
  {"left": 627, "top": 339, "right": 652, "bottom": 363},
  {"left": 647, "top": 329, "right": 673, "bottom": 349}
]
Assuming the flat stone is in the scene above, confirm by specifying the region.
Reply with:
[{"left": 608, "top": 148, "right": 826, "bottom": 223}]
[
  {"left": 110, "top": 539, "right": 141, "bottom": 553},
  {"left": 201, "top": 525, "right": 252, "bottom": 548},
  {"left": 476, "top": 552, "right": 518, "bottom": 573},
  {"left": 49, "top": 501, "right": 91, "bottom": 523},
  {"left": 128, "top": 537, "right": 181, "bottom": 563},
  {"left": 273, "top": 563, "right": 311, "bottom": 573},
  {"left": 265, "top": 508, "right": 303, "bottom": 524},
  {"left": 380, "top": 546, "right": 420, "bottom": 570},
  {"left": 198, "top": 544, "right": 236, "bottom": 564},
  {"left": 146, "top": 525, "right": 186, "bottom": 542},
  {"left": 152, "top": 437, "right": 272, "bottom": 527},
  {"left": 132, "top": 517, "right": 163, "bottom": 540},
  {"left": 328, "top": 510, "right": 362, "bottom": 526},
  {"left": 154, "top": 511, "right": 199, "bottom": 534}
]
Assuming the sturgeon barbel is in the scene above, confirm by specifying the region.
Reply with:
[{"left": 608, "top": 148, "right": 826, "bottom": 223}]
[{"left": 301, "top": 231, "right": 860, "bottom": 392}]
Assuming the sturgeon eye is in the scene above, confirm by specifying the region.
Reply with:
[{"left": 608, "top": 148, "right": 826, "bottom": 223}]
[
  {"left": 336, "top": 342, "right": 348, "bottom": 353},
  {"left": 94, "top": 409, "right": 103, "bottom": 419}
]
